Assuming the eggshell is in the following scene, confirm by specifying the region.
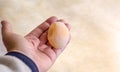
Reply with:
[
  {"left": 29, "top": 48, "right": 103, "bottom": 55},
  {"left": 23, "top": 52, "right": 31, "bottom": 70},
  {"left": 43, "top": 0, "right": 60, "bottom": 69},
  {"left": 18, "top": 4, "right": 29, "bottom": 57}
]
[{"left": 48, "top": 22, "right": 70, "bottom": 48}]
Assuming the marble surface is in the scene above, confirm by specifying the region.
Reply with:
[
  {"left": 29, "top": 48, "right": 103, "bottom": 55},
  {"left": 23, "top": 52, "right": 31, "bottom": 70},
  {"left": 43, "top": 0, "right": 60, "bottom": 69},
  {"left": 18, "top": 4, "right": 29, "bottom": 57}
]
[{"left": 0, "top": 0, "right": 120, "bottom": 72}]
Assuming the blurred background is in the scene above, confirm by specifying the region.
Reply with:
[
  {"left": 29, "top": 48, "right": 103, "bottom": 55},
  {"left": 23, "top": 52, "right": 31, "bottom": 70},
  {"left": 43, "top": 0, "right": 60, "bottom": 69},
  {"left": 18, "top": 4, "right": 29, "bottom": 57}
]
[{"left": 0, "top": 0, "right": 120, "bottom": 72}]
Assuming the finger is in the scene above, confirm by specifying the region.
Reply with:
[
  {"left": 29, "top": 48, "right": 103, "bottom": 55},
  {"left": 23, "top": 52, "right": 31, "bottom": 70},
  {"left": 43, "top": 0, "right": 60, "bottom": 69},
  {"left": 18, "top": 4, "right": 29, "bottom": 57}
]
[
  {"left": 52, "top": 48, "right": 63, "bottom": 57},
  {"left": 26, "top": 22, "right": 49, "bottom": 37},
  {"left": 46, "top": 16, "right": 58, "bottom": 24},
  {"left": 57, "top": 19, "right": 67, "bottom": 23},
  {"left": 38, "top": 44, "right": 48, "bottom": 51},
  {"left": 42, "top": 47, "right": 56, "bottom": 61},
  {"left": 49, "top": 44, "right": 66, "bottom": 56},
  {"left": 39, "top": 31, "right": 48, "bottom": 44},
  {"left": 46, "top": 42, "right": 52, "bottom": 47},
  {"left": 65, "top": 23, "right": 71, "bottom": 31},
  {"left": 26, "top": 16, "right": 58, "bottom": 38},
  {"left": 1, "top": 20, "right": 13, "bottom": 36},
  {"left": 57, "top": 19, "right": 71, "bottom": 30}
]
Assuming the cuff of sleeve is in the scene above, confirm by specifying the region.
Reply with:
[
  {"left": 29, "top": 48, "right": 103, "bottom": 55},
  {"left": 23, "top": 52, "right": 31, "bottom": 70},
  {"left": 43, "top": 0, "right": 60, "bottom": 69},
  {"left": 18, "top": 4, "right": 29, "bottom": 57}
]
[{"left": 6, "top": 52, "right": 39, "bottom": 72}]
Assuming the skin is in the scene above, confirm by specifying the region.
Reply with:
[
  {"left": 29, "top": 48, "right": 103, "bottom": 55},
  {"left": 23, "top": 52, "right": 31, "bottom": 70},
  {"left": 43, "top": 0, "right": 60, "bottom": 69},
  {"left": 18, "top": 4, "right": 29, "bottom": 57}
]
[{"left": 1, "top": 16, "right": 71, "bottom": 72}]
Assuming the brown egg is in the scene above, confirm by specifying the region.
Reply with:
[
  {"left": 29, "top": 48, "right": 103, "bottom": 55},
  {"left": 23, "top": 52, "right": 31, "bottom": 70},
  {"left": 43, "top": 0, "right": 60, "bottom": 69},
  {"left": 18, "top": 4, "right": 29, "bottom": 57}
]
[{"left": 48, "top": 22, "right": 70, "bottom": 49}]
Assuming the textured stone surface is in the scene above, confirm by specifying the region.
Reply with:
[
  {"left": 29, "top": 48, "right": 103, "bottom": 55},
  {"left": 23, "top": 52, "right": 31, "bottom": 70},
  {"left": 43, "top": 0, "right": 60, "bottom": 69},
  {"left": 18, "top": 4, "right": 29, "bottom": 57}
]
[{"left": 0, "top": 0, "right": 120, "bottom": 72}]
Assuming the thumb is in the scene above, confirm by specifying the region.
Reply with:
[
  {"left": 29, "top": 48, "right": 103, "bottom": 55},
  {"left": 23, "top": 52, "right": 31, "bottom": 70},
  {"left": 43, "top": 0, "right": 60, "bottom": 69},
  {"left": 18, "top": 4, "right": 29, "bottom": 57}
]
[{"left": 1, "top": 20, "right": 13, "bottom": 36}]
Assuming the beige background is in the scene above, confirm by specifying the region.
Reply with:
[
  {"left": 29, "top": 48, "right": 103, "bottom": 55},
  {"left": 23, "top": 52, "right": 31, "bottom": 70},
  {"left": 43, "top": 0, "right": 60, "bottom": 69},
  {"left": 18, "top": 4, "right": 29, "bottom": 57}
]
[{"left": 0, "top": 0, "right": 120, "bottom": 72}]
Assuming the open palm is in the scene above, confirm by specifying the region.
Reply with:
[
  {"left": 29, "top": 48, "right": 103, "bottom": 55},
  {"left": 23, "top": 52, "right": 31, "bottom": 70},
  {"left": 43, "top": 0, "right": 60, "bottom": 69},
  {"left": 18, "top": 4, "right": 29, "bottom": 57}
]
[{"left": 1, "top": 16, "right": 70, "bottom": 72}]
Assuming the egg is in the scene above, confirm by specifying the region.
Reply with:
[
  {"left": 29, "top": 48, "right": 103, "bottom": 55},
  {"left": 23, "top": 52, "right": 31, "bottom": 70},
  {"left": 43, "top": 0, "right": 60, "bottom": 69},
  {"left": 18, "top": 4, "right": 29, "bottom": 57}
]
[{"left": 48, "top": 22, "right": 70, "bottom": 49}]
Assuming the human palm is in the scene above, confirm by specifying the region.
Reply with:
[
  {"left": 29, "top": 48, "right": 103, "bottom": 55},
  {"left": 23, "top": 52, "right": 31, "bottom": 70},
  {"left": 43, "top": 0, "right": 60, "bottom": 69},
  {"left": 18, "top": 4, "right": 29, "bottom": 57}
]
[{"left": 1, "top": 16, "right": 70, "bottom": 72}]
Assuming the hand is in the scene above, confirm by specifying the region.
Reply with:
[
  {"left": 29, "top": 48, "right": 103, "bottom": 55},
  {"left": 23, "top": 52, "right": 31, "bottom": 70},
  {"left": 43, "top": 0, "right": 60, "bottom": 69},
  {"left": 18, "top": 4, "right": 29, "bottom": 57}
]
[{"left": 1, "top": 16, "right": 71, "bottom": 72}]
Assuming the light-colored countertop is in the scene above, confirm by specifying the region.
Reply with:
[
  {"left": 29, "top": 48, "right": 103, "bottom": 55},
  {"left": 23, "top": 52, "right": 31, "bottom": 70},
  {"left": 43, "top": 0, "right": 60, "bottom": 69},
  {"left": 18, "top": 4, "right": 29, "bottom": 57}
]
[{"left": 0, "top": 0, "right": 120, "bottom": 72}]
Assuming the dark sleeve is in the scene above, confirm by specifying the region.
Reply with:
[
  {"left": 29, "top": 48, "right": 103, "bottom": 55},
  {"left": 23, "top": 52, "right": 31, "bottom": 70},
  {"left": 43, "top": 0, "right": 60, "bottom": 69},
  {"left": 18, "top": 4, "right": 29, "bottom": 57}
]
[{"left": 6, "top": 52, "right": 39, "bottom": 72}]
